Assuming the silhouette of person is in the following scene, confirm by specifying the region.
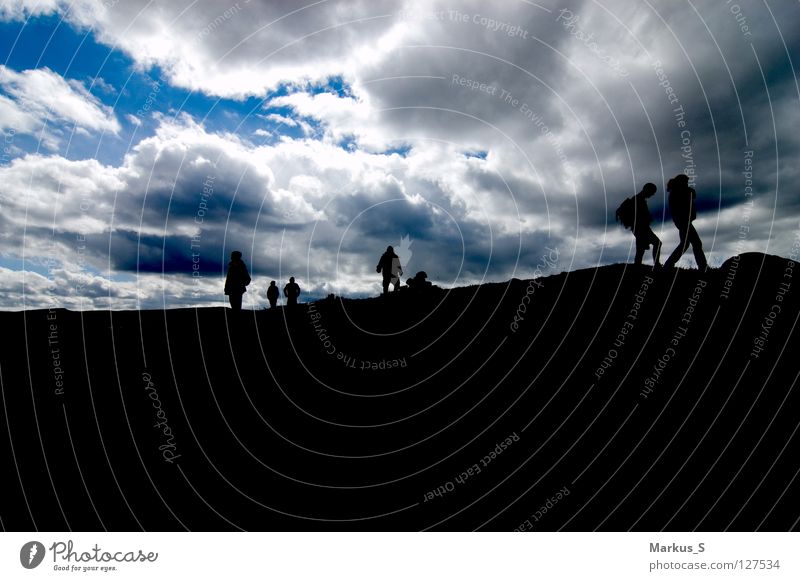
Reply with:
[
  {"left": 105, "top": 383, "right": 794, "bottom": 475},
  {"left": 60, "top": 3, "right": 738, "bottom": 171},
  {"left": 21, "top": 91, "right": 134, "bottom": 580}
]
[
  {"left": 663, "top": 174, "right": 707, "bottom": 270},
  {"left": 376, "top": 245, "right": 403, "bottom": 294},
  {"left": 631, "top": 183, "right": 662, "bottom": 267},
  {"left": 267, "top": 280, "right": 279, "bottom": 308},
  {"left": 407, "top": 271, "right": 433, "bottom": 291},
  {"left": 284, "top": 276, "right": 301, "bottom": 306},
  {"left": 224, "top": 250, "right": 250, "bottom": 311}
]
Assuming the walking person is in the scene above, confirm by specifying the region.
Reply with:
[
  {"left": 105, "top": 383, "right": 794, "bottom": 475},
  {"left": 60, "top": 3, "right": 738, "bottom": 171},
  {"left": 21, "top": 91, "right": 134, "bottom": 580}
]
[
  {"left": 663, "top": 174, "right": 707, "bottom": 270},
  {"left": 616, "top": 183, "right": 662, "bottom": 267}
]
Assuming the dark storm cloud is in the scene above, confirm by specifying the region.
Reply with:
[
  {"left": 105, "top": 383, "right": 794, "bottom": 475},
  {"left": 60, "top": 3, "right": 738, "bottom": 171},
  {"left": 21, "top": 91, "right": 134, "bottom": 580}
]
[{"left": 2, "top": 0, "right": 800, "bottom": 308}]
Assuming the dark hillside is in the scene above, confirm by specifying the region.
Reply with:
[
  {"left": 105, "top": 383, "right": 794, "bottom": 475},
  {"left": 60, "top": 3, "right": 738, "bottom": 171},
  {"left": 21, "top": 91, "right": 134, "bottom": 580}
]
[{"left": 1, "top": 253, "right": 798, "bottom": 530}]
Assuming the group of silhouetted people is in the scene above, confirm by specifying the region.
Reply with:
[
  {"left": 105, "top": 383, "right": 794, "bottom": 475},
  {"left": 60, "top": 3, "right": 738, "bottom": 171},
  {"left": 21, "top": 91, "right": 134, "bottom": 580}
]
[
  {"left": 223, "top": 251, "right": 301, "bottom": 312},
  {"left": 375, "top": 245, "right": 435, "bottom": 294},
  {"left": 223, "top": 244, "right": 439, "bottom": 310},
  {"left": 224, "top": 175, "right": 707, "bottom": 312},
  {"left": 620, "top": 173, "right": 707, "bottom": 270}
]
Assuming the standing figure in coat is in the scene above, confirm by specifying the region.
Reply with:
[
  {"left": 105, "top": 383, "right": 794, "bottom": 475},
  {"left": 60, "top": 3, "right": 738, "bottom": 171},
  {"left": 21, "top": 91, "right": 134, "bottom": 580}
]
[
  {"left": 224, "top": 251, "right": 251, "bottom": 311},
  {"left": 376, "top": 245, "right": 403, "bottom": 294},
  {"left": 284, "top": 277, "right": 301, "bottom": 306},
  {"left": 267, "top": 280, "right": 279, "bottom": 308}
]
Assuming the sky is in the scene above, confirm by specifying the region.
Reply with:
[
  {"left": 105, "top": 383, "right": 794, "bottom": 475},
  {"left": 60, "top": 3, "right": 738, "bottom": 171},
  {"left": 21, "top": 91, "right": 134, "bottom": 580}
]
[{"left": 0, "top": 0, "right": 798, "bottom": 310}]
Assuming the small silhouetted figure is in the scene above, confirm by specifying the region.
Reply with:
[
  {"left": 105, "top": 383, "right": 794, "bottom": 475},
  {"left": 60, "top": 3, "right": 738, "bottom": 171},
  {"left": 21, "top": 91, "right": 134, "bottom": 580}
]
[
  {"left": 663, "top": 174, "right": 707, "bottom": 270},
  {"left": 632, "top": 183, "right": 662, "bottom": 267},
  {"left": 376, "top": 245, "right": 403, "bottom": 294},
  {"left": 284, "top": 277, "right": 301, "bottom": 306},
  {"left": 224, "top": 251, "right": 250, "bottom": 311},
  {"left": 407, "top": 271, "right": 433, "bottom": 291},
  {"left": 267, "top": 280, "right": 279, "bottom": 308}
]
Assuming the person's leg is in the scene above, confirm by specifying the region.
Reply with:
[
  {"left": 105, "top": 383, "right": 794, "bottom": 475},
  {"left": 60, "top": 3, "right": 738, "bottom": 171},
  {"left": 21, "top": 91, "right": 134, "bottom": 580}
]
[
  {"left": 649, "top": 229, "right": 662, "bottom": 266},
  {"left": 229, "top": 293, "right": 242, "bottom": 311},
  {"left": 634, "top": 243, "right": 645, "bottom": 265},
  {"left": 664, "top": 223, "right": 689, "bottom": 268},
  {"left": 687, "top": 224, "right": 707, "bottom": 270},
  {"left": 382, "top": 275, "right": 390, "bottom": 294}
]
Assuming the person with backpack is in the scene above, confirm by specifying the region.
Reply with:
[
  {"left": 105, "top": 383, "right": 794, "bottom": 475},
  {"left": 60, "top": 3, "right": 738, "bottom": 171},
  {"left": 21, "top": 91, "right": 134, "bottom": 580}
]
[
  {"left": 617, "top": 183, "right": 662, "bottom": 267},
  {"left": 663, "top": 174, "right": 708, "bottom": 271},
  {"left": 224, "top": 250, "right": 251, "bottom": 311}
]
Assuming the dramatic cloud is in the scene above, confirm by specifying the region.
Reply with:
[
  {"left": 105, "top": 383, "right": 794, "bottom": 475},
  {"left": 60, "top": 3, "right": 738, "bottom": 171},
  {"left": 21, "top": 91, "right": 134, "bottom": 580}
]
[
  {"left": 0, "top": 0, "right": 798, "bottom": 309},
  {"left": 0, "top": 114, "right": 542, "bottom": 305}
]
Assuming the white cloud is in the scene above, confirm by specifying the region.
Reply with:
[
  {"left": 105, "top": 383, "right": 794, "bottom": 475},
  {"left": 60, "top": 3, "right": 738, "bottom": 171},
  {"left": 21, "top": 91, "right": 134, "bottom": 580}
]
[
  {"left": 4, "top": 0, "right": 409, "bottom": 99},
  {"left": 0, "top": 65, "right": 120, "bottom": 143},
  {"left": 91, "top": 76, "right": 116, "bottom": 95},
  {"left": 264, "top": 113, "right": 298, "bottom": 127},
  {"left": 0, "top": 93, "right": 40, "bottom": 133},
  {"left": 269, "top": 91, "right": 384, "bottom": 148},
  {"left": 0, "top": 0, "right": 61, "bottom": 20}
]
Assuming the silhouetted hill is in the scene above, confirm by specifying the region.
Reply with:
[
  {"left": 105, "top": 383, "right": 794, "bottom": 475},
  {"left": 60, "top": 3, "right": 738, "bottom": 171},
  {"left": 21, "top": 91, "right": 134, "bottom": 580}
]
[{"left": 1, "top": 252, "right": 799, "bottom": 531}]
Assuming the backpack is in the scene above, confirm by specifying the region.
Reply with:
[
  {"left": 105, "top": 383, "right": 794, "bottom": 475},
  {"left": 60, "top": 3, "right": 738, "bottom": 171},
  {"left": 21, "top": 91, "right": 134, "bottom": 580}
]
[{"left": 615, "top": 196, "right": 636, "bottom": 229}]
